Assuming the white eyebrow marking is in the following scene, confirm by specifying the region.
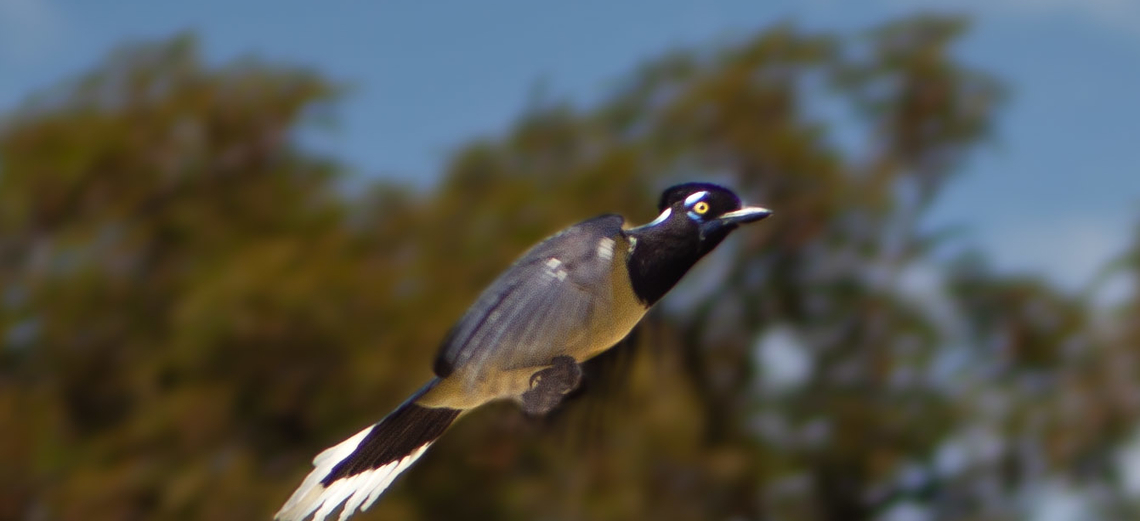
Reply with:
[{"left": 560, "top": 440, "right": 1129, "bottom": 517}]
[
  {"left": 545, "top": 258, "right": 562, "bottom": 269},
  {"left": 684, "top": 191, "right": 708, "bottom": 206},
  {"left": 596, "top": 237, "right": 615, "bottom": 261},
  {"left": 645, "top": 207, "right": 671, "bottom": 227}
]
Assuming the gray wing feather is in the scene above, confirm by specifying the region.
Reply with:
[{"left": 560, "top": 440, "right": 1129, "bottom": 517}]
[{"left": 433, "top": 215, "right": 625, "bottom": 378}]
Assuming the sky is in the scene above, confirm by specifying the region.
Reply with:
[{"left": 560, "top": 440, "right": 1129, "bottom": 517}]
[
  {"left": 2, "top": 0, "right": 1138, "bottom": 299},
  {"left": 2, "top": 2, "right": 1138, "bottom": 518}
]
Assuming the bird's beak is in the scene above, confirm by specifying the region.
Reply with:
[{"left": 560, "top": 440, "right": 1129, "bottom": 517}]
[{"left": 718, "top": 206, "right": 772, "bottom": 225}]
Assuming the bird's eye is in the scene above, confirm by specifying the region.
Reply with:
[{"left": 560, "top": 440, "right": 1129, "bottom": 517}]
[{"left": 693, "top": 201, "right": 709, "bottom": 215}]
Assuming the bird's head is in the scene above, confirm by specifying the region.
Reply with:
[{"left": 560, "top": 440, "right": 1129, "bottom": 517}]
[{"left": 649, "top": 182, "right": 772, "bottom": 251}]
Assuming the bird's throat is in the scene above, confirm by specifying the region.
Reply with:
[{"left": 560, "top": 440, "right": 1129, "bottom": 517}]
[{"left": 625, "top": 226, "right": 704, "bottom": 306}]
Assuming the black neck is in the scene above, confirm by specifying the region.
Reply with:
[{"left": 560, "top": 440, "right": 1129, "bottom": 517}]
[{"left": 625, "top": 218, "right": 714, "bottom": 306}]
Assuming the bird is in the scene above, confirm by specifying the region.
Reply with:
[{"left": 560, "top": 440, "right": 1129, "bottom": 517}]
[{"left": 275, "top": 182, "right": 772, "bottom": 521}]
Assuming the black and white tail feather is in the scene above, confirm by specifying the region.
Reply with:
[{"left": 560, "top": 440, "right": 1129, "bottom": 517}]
[{"left": 275, "top": 382, "right": 459, "bottom": 521}]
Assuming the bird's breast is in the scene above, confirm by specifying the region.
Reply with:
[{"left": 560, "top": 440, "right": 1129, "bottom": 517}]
[{"left": 573, "top": 261, "right": 647, "bottom": 361}]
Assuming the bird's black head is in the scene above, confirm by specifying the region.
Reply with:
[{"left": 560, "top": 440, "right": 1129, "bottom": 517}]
[
  {"left": 653, "top": 182, "right": 772, "bottom": 253},
  {"left": 627, "top": 182, "right": 771, "bottom": 305}
]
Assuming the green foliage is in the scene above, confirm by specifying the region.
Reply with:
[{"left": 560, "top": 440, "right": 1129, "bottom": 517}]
[{"left": 0, "top": 16, "right": 1132, "bottom": 521}]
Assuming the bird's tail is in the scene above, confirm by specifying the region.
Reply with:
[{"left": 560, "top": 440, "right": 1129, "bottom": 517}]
[{"left": 275, "top": 380, "right": 460, "bottom": 521}]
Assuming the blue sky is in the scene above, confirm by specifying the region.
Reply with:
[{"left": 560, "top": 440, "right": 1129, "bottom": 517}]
[{"left": 2, "top": 0, "right": 1138, "bottom": 297}]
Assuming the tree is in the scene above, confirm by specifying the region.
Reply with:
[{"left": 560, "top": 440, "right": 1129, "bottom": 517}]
[{"left": 0, "top": 15, "right": 1131, "bottom": 521}]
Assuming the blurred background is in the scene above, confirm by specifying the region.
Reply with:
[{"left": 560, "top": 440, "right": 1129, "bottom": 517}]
[{"left": 1, "top": 1, "right": 1138, "bottom": 520}]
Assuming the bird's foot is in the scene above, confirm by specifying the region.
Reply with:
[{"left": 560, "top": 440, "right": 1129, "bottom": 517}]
[{"left": 521, "top": 355, "right": 582, "bottom": 416}]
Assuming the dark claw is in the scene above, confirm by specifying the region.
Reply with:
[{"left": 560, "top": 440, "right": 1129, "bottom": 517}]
[{"left": 521, "top": 356, "right": 582, "bottom": 416}]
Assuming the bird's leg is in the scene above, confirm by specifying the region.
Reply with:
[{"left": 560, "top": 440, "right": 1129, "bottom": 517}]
[{"left": 521, "top": 355, "right": 582, "bottom": 416}]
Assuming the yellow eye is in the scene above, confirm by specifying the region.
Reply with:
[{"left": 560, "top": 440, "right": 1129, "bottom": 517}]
[{"left": 693, "top": 201, "right": 710, "bottom": 214}]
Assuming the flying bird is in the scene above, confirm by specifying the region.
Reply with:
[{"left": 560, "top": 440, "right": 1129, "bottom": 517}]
[{"left": 276, "top": 182, "right": 772, "bottom": 521}]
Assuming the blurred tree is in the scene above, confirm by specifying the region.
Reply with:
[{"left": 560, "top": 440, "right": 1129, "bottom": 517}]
[
  {"left": 0, "top": 34, "right": 359, "bottom": 520},
  {"left": 0, "top": 15, "right": 1132, "bottom": 521}
]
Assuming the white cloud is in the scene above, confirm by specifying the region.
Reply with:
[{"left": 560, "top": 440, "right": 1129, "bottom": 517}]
[
  {"left": 880, "top": 502, "right": 933, "bottom": 521},
  {"left": 883, "top": 0, "right": 1140, "bottom": 36},
  {"left": 1025, "top": 479, "right": 1096, "bottom": 521},
  {"left": 0, "top": 0, "right": 66, "bottom": 63},
  {"left": 753, "top": 325, "right": 812, "bottom": 392},
  {"left": 981, "top": 216, "right": 1133, "bottom": 303},
  {"left": 1116, "top": 427, "right": 1140, "bottom": 497}
]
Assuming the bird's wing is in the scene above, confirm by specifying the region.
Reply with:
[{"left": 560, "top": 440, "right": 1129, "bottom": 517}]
[{"left": 433, "top": 214, "right": 628, "bottom": 380}]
